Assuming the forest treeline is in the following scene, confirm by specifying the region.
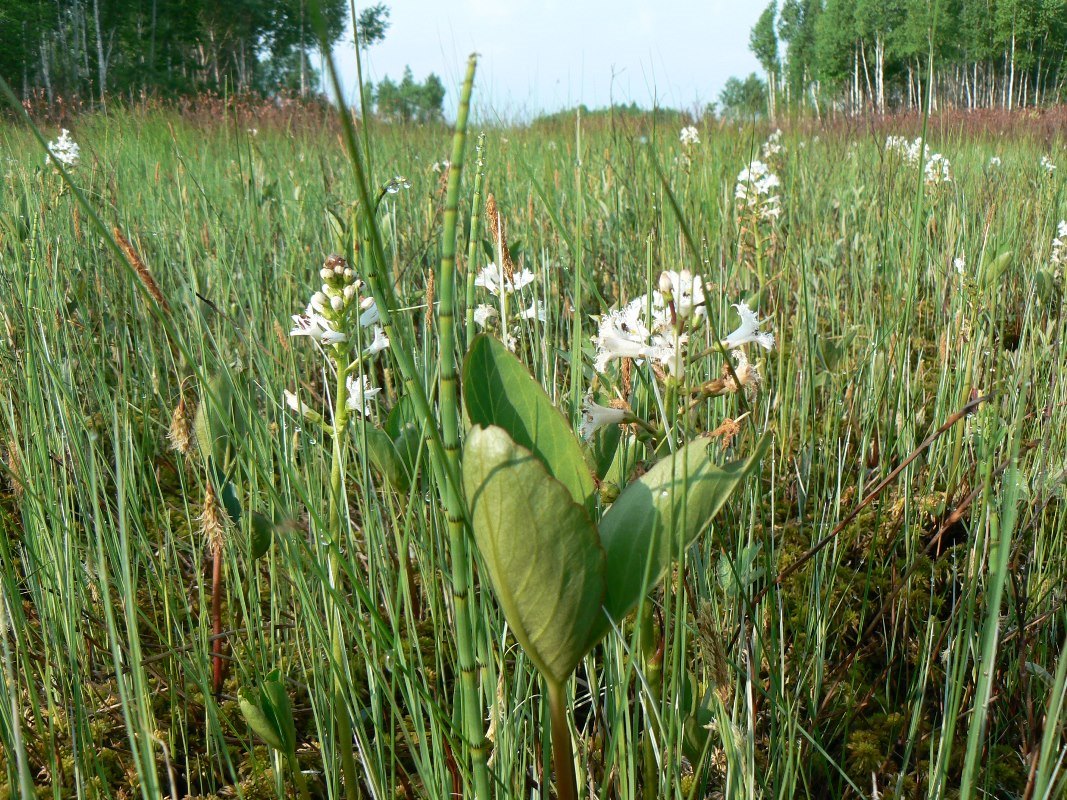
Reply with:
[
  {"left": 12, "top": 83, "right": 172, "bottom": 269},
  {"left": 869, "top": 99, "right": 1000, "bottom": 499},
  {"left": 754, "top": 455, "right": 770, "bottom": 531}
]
[
  {"left": 746, "top": 0, "right": 1067, "bottom": 117},
  {"left": 0, "top": 0, "right": 365, "bottom": 105}
]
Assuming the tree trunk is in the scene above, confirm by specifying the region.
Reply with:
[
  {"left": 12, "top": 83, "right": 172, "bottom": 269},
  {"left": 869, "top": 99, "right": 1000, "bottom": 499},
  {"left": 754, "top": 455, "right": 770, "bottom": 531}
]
[{"left": 93, "top": 0, "right": 108, "bottom": 107}]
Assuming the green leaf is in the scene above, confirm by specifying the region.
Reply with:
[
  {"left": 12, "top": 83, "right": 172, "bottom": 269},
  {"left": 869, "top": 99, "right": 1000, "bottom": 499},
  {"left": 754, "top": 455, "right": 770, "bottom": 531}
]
[
  {"left": 464, "top": 334, "right": 595, "bottom": 507},
  {"left": 220, "top": 480, "right": 242, "bottom": 524},
  {"left": 595, "top": 433, "right": 770, "bottom": 634},
  {"left": 238, "top": 669, "right": 295, "bottom": 754},
  {"left": 463, "top": 425, "right": 606, "bottom": 684},
  {"left": 353, "top": 424, "right": 407, "bottom": 492},
  {"left": 589, "top": 420, "right": 622, "bottom": 480},
  {"left": 391, "top": 423, "right": 423, "bottom": 483},
  {"left": 250, "top": 512, "right": 274, "bottom": 559},
  {"left": 194, "top": 372, "right": 245, "bottom": 468}
]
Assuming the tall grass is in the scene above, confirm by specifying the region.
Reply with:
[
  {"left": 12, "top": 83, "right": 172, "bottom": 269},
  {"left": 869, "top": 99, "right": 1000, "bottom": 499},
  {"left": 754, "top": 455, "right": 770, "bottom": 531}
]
[{"left": 0, "top": 101, "right": 1065, "bottom": 799}]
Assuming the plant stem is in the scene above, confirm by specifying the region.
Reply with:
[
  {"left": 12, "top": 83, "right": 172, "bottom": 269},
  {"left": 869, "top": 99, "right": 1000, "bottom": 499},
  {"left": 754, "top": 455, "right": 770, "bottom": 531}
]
[
  {"left": 438, "top": 56, "right": 492, "bottom": 800},
  {"left": 327, "top": 357, "right": 360, "bottom": 800},
  {"left": 464, "top": 134, "right": 486, "bottom": 348},
  {"left": 547, "top": 680, "right": 579, "bottom": 800},
  {"left": 288, "top": 751, "right": 313, "bottom": 800},
  {"left": 210, "top": 544, "right": 225, "bottom": 695}
]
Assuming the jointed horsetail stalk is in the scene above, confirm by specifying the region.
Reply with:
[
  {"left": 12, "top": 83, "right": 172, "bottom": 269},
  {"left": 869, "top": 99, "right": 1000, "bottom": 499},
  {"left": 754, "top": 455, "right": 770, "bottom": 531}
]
[
  {"left": 322, "top": 46, "right": 488, "bottom": 797},
  {"left": 438, "top": 56, "right": 493, "bottom": 800}
]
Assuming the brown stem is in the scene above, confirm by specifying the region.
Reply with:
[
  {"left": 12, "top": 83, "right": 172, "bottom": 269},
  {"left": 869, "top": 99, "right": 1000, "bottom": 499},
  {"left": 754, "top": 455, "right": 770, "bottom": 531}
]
[
  {"left": 548, "top": 680, "right": 578, "bottom": 800},
  {"left": 211, "top": 548, "right": 225, "bottom": 695}
]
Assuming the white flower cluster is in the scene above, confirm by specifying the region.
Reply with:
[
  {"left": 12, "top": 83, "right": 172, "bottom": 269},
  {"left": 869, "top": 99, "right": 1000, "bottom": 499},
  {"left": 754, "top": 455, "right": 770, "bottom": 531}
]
[
  {"left": 287, "top": 256, "right": 389, "bottom": 419},
  {"left": 472, "top": 262, "right": 544, "bottom": 351},
  {"left": 885, "top": 135, "right": 929, "bottom": 167},
  {"left": 474, "top": 262, "right": 535, "bottom": 296},
  {"left": 988, "top": 156, "right": 1002, "bottom": 168},
  {"left": 289, "top": 256, "right": 386, "bottom": 349},
  {"left": 1051, "top": 220, "right": 1067, "bottom": 270},
  {"left": 735, "top": 160, "right": 782, "bottom": 221},
  {"left": 1041, "top": 155, "right": 1057, "bottom": 176},
  {"left": 431, "top": 159, "right": 450, "bottom": 173},
  {"left": 954, "top": 256, "right": 966, "bottom": 275},
  {"left": 679, "top": 125, "right": 700, "bottom": 146},
  {"left": 761, "top": 128, "right": 783, "bottom": 160},
  {"left": 924, "top": 153, "right": 952, "bottom": 186},
  {"left": 46, "top": 128, "right": 80, "bottom": 168},
  {"left": 592, "top": 270, "right": 706, "bottom": 376}
]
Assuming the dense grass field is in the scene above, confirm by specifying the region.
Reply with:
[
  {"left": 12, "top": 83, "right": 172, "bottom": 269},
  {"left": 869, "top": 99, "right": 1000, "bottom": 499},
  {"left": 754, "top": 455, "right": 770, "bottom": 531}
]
[{"left": 1, "top": 94, "right": 1066, "bottom": 800}]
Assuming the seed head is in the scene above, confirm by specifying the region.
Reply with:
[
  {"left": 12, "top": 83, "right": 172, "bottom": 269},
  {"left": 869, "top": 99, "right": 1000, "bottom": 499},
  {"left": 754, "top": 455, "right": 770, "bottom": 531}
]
[
  {"left": 167, "top": 395, "right": 194, "bottom": 456},
  {"left": 202, "top": 483, "right": 228, "bottom": 557}
]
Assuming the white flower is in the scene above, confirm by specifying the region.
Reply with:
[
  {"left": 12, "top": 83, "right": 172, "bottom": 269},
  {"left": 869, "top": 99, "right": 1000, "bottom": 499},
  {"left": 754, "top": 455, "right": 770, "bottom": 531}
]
[
  {"left": 679, "top": 126, "right": 700, "bottom": 146},
  {"left": 474, "top": 263, "right": 536, "bottom": 296},
  {"left": 364, "top": 325, "right": 389, "bottom": 355},
  {"left": 659, "top": 270, "right": 705, "bottom": 319},
  {"left": 1051, "top": 220, "right": 1067, "bottom": 268},
  {"left": 290, "top": 309, "right": 346, "bottom": 344},
  {"left": 346, "top": 374, "right": 381, "bottom": 416},
  {"left": 988, "top": 156, "right": 1002, "bottom": 168},
  {"left": 473, "top": 304, "right": 498, "bottom": 329},
  {"left": 1041, "top": 155, "right": 1056, "bottom": 175},
  {"left": 721, "top": 302, "right": 775, "bottom": 351},
  {"left": 735, "top": 160, "right": 781, "bottom": 220},
  {"left": 953, "top": 256, "right": 966, "bottom": 275},
  {"left": 924, "top": 153, "right": 952, "bottom": 186},
  {"left": 761, "top": 128, "right": 783, "bottom": 160},
  {"left": 384, "top": 175, "right": 411, "bottom": 194},
  {"left": 432, "top": 159, "right": 450, "bottom": 173},
  {"left": 579, "top": 397, "right": 629, "bottom": 440},
  {"left": 46, "top": 129, "right": 80, "bottom": 168},
  {"left": 593, "top": 308, "right": 652, "bottom": 373},
  {"left": 283, "top": 390, "right": 315, "bottom": 418},
  {"left": 359, "top": 297, "right": 380, "bottom": 327},
  {"left": 520, "top": 300, "right": 546, "bottom": 323},
  {"left": 648, "top": 332, "right": 688, "bottom": 377}
]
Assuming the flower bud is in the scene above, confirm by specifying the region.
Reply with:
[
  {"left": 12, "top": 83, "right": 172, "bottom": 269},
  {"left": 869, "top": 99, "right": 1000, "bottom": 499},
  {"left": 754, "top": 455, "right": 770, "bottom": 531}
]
[
  {"left": 658, "top": 272, "right": 674, "bottom": 295},
  {"left": 320, "top": 268, "right": 333, "bottom": 281},
  {"left": 311, "top": 291, "right": 328, "bottom": 312},
  {"left": 343, "top": 268, "right": 355, "bottom": 280},
  {"left": 343, "top": 284, "right": 357, "bottom": 300},
  {"left": 330, "top": 295, "right": 344, "bottom": 311}
]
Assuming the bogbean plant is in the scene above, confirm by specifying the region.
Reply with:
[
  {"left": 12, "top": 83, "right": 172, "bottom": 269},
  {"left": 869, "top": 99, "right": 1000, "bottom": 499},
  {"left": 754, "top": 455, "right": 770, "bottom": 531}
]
[{"left": 273, "top": 51, "right": 775, "bottom": 799}]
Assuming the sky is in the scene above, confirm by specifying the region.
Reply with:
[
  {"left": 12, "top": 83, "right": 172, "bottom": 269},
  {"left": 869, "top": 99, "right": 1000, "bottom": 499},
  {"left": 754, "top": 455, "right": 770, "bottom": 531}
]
[{"left": 328, "top": 1, "right": 765, "bottom": 122}]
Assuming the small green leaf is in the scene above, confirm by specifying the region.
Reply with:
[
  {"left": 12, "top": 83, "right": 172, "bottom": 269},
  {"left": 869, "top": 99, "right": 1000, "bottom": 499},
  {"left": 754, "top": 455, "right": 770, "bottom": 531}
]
[
  {"left": 250, "top": 512, "right": 274, "bottom": 559},
  {"left": 589, "top": 421, "right": 622, "bottom": 480},
  {"left": 464, "top": 425, "right": 606, "bottom": 684},
  {"left": 220, "top": 480, "right": 242, "bottom": 524},
  {"left": 353, "top": 424, "right": 407, "bottom": 492},
  {"left": 239, "top": 689, "right": 285, "bottom": 751},
  {"left": 594, "top": 434, "right": 770, "bottom": 637},
  {"left": 238, "top": 669, "right": 295, "bottom": 754},
  {"left": 464, "top": 334, "right": 595, "bottom": 508},
  {"left": 391, "top": 423, "right": 423, "bottom": 483},
  {"left": 194, "top": 372, "right": 246, "bottom": 467}
]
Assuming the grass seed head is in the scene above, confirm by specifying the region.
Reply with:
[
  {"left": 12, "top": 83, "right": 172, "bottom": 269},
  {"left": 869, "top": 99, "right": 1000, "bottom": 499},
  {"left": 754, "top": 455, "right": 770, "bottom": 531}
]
[
  {"left": 202, "top": 482, "right": 228, "bottom": 557},
  {"left": 167, "top": 395, "right": 194, "bottom": 456},
  {"left": 113, "top": 226, "right": 169, "bottom": 313}
]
